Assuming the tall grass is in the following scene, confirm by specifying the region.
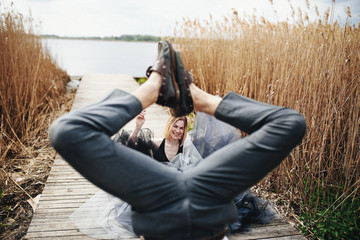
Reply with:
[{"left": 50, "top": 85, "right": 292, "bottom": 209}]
[
  {"left": 174, "top": 2, "right": 359, "bottom": 239},
  {"left": 0, "top": 7, "right": 68, "bottom": 174}
]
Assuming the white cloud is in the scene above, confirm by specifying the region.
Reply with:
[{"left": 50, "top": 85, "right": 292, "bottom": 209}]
[{"left": 3, "top": 0, "right": 359, "bottom": 37}]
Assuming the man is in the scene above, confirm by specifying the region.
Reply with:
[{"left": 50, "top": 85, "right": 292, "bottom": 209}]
[{"left": 50, "top": 40, "right": 306, "bottom": 240}]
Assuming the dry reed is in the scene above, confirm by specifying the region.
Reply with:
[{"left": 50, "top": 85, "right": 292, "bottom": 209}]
[
  {"left": 174, "top": 2, "right": 359, "bottom": 227},
  {"left": 0, "top": 7, "right": 69, "bottom": 185}
]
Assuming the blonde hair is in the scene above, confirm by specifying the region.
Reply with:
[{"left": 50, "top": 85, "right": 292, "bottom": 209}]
[{"left": 163, "top": 116, "right": 188, "bottom": 146}]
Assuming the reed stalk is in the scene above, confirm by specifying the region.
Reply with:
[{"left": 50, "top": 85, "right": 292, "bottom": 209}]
[{"left": 0, "top": 7, "right": 69, "bottom": 175}]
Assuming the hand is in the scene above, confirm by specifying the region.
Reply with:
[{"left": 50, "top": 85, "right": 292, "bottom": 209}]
[{"left": 135, "top": 110, "right": 146, "bottom": 128}]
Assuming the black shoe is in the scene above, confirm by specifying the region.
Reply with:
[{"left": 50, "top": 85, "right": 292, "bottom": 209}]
[
  {"left": 146, "top": 40, "right": 180, "bottom": 110},
  {"left": 174, "top": 51, "right": 193, "bottom": 116}
]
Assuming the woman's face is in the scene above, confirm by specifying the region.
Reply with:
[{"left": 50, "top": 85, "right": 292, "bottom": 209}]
[{"left": 170, "top": 120, "right": 185, "bottom": 141}]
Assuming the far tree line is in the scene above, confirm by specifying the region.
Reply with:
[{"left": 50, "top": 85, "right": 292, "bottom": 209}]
[{"left": 42, "top": 34, "right": 162, "bottom": 42}]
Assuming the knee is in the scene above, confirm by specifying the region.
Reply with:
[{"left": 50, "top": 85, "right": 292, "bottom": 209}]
[
  {"left": 49, "top": 114, "right": 76, "bottom": 152},
  {"left": 280, "top": 108, "right": 307, "bottom": 145}
]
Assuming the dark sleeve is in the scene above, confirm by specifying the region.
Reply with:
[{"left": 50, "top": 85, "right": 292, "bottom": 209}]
[{"left": 113, "top": 128, "right": 158, "bottom": 158}]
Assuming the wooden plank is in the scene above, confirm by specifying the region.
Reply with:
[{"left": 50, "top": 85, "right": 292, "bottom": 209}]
[
  {"left": 26, "top": 229, "right": 138, "bottom": 239},
  {"left": 229, "top": 223, "right": 302, "bottom": 240}
]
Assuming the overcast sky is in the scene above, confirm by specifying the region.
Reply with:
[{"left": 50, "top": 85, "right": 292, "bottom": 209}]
[{"left": 3, "top": 0, "right": 360, "bottom": 37}]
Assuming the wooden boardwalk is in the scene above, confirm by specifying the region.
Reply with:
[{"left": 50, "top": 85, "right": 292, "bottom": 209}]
[{"left": 25, "top": 74, "right": 305, "bottom": 240}]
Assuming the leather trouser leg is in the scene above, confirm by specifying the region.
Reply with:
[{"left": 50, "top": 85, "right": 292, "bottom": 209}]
[{"left": 184, "top": 91, "right": 306, "bottom": 208}]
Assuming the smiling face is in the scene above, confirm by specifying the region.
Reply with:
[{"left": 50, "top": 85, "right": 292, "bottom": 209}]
[
  {"left": 170, "top": 120, "right": 185, "bottom": 141},
  {"left": 164, "top": 116, "right": 188, "bottom": 146}
]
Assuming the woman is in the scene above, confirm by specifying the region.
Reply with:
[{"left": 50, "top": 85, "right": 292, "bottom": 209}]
[
  {"left": 50, "top": 40, "right": 306, "bottom": 240},
  {"left": 127, "top": 111, "right": 188, "bottom": 163}
]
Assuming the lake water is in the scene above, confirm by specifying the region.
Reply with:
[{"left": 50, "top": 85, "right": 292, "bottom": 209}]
[{"left": 43, "top": 39, "right": 158, "bottom": 77}]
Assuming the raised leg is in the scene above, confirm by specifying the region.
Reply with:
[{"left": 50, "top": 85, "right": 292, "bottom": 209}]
[{"left": 185, "top": 91, "right": 306, "bottom": 204}]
